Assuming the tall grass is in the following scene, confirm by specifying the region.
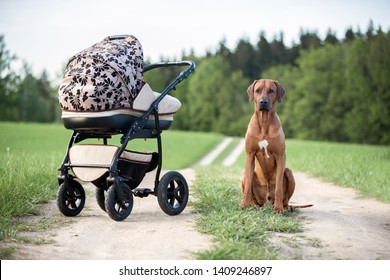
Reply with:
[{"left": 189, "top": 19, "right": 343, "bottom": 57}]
[
  {"left": 1, "top": 123, "right": 66, "bottom": 239},
  {"left": 0, "top": 122, "right": 224, "bottom": 240},
  {"left": 0, "top": 150, "right": 59, "bottom": 239},
  {"left": 235, "top": 139, "right": 390, "bottom": 203}
]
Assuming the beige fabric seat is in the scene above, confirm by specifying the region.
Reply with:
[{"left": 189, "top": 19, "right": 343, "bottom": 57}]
[{"left": 133, "top": 83, "right": 181, "bottom": 116}]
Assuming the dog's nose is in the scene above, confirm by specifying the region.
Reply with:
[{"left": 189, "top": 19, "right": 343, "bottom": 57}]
[
  {"left": 259, "top": 98, "right": 270, "bottom": 111},
  {"left": 259, "top": 99, "right": 268, "bottom": 106}
]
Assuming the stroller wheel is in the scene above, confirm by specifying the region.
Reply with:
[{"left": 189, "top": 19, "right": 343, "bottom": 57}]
[
  {"left": 105, "top": 183, "right": 133, "bottom": 221},
  {"left": 95, "top": 188, "right": 106, "bottom": 212},
  {"left": 57, "top": 181, "right": 85, "bottom": 217},
  {"left": 157, "top": 171, "right": 189, "bottom": 216}
]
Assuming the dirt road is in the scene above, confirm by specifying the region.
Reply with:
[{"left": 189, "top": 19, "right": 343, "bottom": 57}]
[
  {"left": 10, "top": 169, "right": 212, "bottom": 260},
  {"left": 273, "top": 171, "right": 390, "bottom": 260},
  {"left": 4, "top": 138, "right": 390, "bottom": 260}
]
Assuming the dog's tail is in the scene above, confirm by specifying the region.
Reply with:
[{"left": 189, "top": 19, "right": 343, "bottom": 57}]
[
  {"left": 291, "top": 204, "right": 313, "bottom": 208},
  {"left": 287, "top": 204, "right": 314, "bottom": 212}
]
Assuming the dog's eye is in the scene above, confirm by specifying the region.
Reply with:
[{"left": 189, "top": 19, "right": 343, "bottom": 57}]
[
  {"left": 255, "top": 88, "right": 261, "bottom": 94},
  {"left": 267, "top": 89, "right": 274, "bottom": 94}
]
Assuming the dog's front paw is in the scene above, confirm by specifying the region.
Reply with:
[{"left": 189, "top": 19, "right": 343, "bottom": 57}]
[
  {"left": 240, "top": 200, "right": 251, "bottom": 209},
  {"left": 273, "top": 204, "right": 285, "bottom": 214}
]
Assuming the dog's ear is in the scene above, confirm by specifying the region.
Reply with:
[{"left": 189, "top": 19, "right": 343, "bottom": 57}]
[
  {"left": 247, "top": 80, "right": 258, "bottom": 102},
  {"left": 274, "top": 81, "right": 285, "bottom": 103}
]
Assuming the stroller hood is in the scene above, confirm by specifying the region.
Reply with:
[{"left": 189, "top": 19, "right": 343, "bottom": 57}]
[{"left": 58, "top": 35, "right": 144, "bottom": 112}]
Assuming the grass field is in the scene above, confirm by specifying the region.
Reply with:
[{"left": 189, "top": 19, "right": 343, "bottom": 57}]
[
  {"left": 0, "top": 122, "right": 224, "bottom": 169},
  {"left": 286, "top": 139, "right": 390, "bottom": 203}
]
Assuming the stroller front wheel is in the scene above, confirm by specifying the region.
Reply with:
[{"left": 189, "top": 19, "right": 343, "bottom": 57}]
[
  {"left": 105, "top": 183, "right": 133, "bottom": 221},
  {"left": 157, "top": 171, "right": 189, "bottom": 216},
  {"left": 57, "top": 181, "right": 85, "bottom": 217}
]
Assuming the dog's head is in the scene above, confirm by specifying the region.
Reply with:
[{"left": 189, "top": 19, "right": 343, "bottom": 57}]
[{"left": 247, "top": 79, "right": 285, "bottom": 112}]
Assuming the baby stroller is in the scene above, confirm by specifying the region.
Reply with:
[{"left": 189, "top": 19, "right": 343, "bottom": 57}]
[{"left": 56, "top": 35, "right": 195, "bottom": 221}]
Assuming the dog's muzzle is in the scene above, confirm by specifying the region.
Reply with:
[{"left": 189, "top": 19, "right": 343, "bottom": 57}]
[{"left": 258, "top": 98, "right": 271, "bottom": 111}]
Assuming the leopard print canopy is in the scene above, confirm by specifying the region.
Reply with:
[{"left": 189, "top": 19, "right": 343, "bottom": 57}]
[{"left": 58, "top": 35, "right": 144, "bottom": 112}]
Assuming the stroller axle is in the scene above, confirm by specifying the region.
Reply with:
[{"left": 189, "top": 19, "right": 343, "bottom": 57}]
[{"left": 133, "top": 188, "right": 155, "bottom": 198}]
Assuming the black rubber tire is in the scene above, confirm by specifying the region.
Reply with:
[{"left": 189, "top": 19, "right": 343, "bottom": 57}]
[
  {"left": 95, "top": 188, "right": 106, "bottom": 212},
  {"left": 105, "top": 183, "right": 133, "bottom": 221},
  {"left": 157, "top": 171, "right": 189, "bottom": 216},
  {"left": 57, "top": 181, "right": 85, "bottom": 217}
]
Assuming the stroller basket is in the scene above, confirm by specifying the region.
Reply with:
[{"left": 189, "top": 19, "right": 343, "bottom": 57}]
[{"left": 69, "top": 144, "right": 158, "bottom": 188}]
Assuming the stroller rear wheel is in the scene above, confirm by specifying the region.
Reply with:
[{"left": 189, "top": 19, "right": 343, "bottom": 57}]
[
  {"left": 57, "top": 180, "right": 85, "bottom": 217},
  {"left": 95, "top": 188, "right": 106, "bottom": 212},
  {"left": 157, "top": 171, "right": 189, "bottom": 216},
  {"left": 105, "top": 183, "right": 133, "bottom": 221}
]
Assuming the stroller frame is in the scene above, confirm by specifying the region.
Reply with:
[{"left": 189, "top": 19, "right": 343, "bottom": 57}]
[{"left": 57, "top": 61, "right": 195, "bottom": 221}]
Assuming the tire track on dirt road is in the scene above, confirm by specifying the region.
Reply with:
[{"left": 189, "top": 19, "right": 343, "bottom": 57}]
[
  {"left": 222, "top": 139, "right": 245, "bottom": 166},
  {"left": 196, "top": 137, "right": 233, "bottom": 166}
]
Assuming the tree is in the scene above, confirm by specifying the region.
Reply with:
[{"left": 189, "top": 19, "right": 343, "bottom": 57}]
[
  {"left": 0, "top": 35, "right": 19, "bottom": 121},
  {"left": 299, "top": 29, "right": 322, "bottom": 50},
  {"left": 256, "top": 32, "right": 273, "bottom": 74},
  {"left": 269, "top": 32, "right": 288, "bottom": 65},
  {"left": 324, "top": 29, "right": 339, "bottom": 45},
  {"left": 264, "top": 26, "right": 390, "bottom": 145},
  {"left": 214, "top": 37, "right": 232, "bottom": 58},
  {"left": 343, "top": 30, "right": 390, "bottom": 144},
  {"left": 344, "top": 27, "right": 356, "bottom": 43},
  {"left": 231, "top": 38, "right": 257, "bottom": 80},
  {"left": 289, "top": 46, "right": 344, "bottom": 140},
  {"left": 181, "top": 55, "right": 250, "bottom": 136},
  {"left": 17, "top": 63, "right": 58, "bottom": 122}
]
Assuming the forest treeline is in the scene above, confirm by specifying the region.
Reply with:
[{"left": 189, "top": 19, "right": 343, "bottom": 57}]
[{"left": 1, "top": 21, "right": 389, "bottom": 144}]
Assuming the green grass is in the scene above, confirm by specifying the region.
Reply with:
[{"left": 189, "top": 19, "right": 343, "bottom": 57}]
[
  {"left": 0, "top": 122, "right": 224, "bottom": 170},
  {"left": 286, "top": 139, "right": 390, "bottom": 203},
  {"left": 0, "top": 151, "right": 58, "bottom": 236},
  {"left": 235, "top": 139, "right": 390, "bottom": 203},
  {"left": 0, "top": 122, "right": 224, "bottom": 241},
  {"left": 191, "top": 165, "right": 302, "bottom": 260}
]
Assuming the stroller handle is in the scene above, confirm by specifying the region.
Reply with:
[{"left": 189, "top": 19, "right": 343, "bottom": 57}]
[
  {"left": 143, "top": 60, "right": 196, "bottom": 106},
  {"left": 143, "top": 60, "right": 195, "bottom": 75}
]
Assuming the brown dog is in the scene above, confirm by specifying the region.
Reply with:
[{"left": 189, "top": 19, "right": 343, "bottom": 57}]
[{"left": 241, "top": 79, "right": 295, "bottom": 213}]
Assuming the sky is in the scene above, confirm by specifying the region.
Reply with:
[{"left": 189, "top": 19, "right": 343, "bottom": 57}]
[{"left": 1, "top": 0, "right": 389, "bottom": 82}]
